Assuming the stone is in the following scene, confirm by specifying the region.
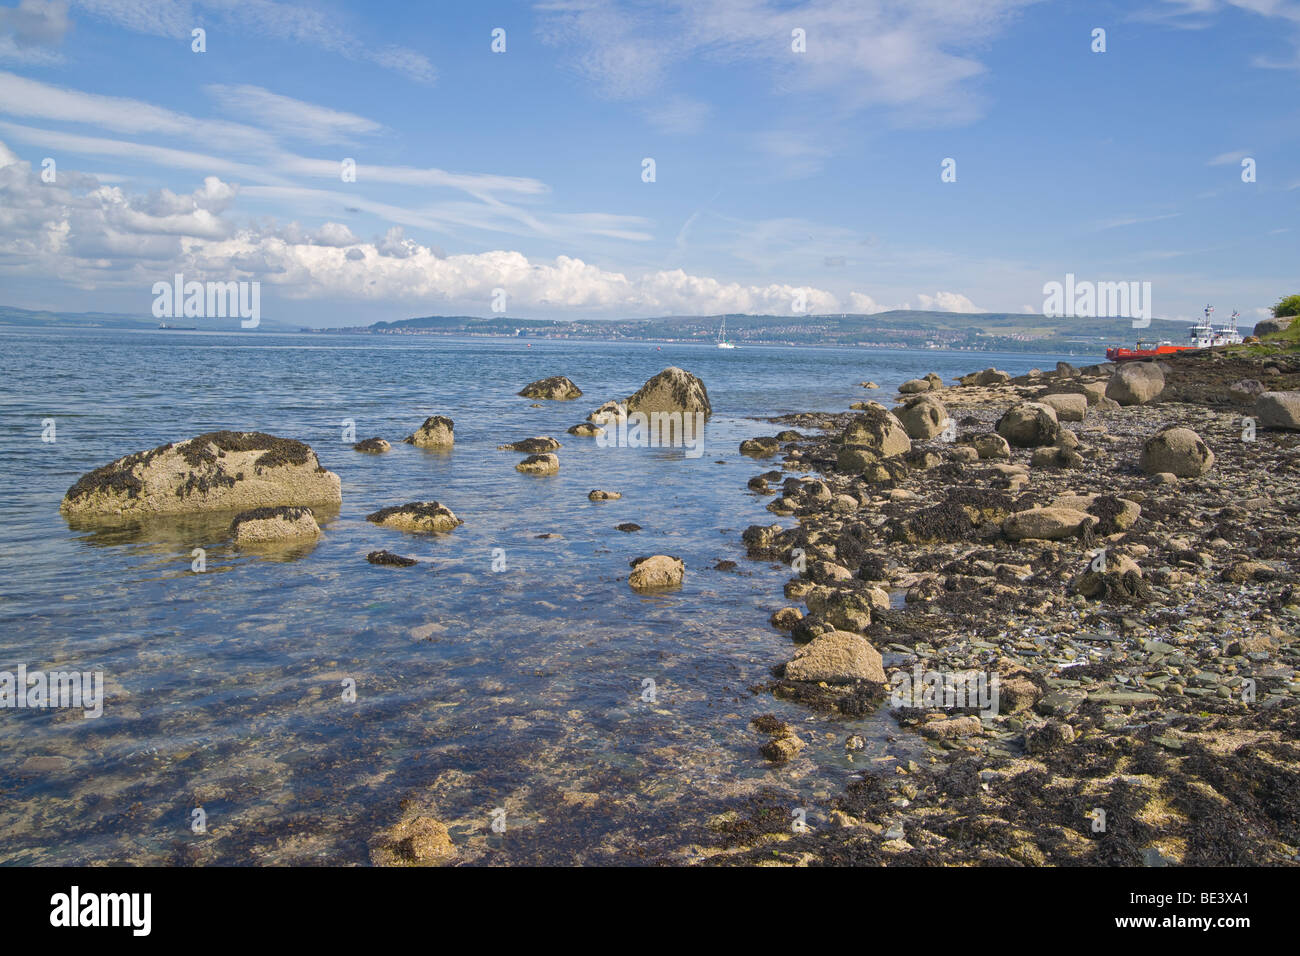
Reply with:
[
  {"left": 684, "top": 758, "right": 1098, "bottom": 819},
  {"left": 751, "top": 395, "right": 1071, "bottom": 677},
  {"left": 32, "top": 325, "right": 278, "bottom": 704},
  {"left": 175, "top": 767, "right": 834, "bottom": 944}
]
[
  {"left": 567, "top": 422, "right": 604, "bottom": 437},
  {"left": 920, "top": 715, "right": 983, "bottom": 739},
  {"left": 519, "top": 376, "right": 582, "bottom": 400},
  {"left": 739, "top": 436, "right": 781, "bottom": 457},
  {"left": 625, "top": 367, "right": 711, "bottom": 419},
  {"left": 628, "top": 554, "right": 685, "bottom": 591},
  {"left": 996, "top": 402, "right": 1061, "bottom": 447},
  {"left": 1025, "top": 720, "right": 1076, "bottom": 754},
  {"left": 770, "top": 607, "right": 803, "bottom": 630},
  {"left": 1106, "top": 363, "right": 1165, "bottom": 405},
  {"left": 1002, "top": 507, "right": 1095, "bottom": 541},
  {"left": 1140, "top": 426, "right": 1214, "bottom": 477},
  {"left": 373, "top": 816, "right": 457, "bottom": 865},
  {"left": 761, "top": 733, "right": 806, "bottom": 763},
  {"left": 1253, "top": 315, "right": 1295, "bottom": 337},
  {"left": 60, "top": 431, "right": 341, "bottom": 520},
  {"left": 588, "top": 489, "right": 622, "bottom": 501},
  {"left": 229, "top": 505, "right": 320, "bottom": 544},
  {"left": 839, "top": 407, "right": 911, "bottom": 460},
  {"left": 366, "top": 501, "right": 463, "bottom": 534},
  {"left": 968, "top": 433, "right": 1011, "bottom": 460},
  {"left": 1039, "top": 393, "right": 1086, "bottom": 422},
  {"left": 975, "top": 368, "right": 1011, "bottom": 386},
  {"left": 353, "top": 437, "right": 390, "bottom": 454},
  {"left": 367, "top": 550, "right": 418, "bottom": 567},
  {"left": 405, "top": 415, "right": 455, "bottom": 448},
  {"left": 1257, "top": 391, "right": 1300, "bottom": 430},
  {"left": 498, "top": 436, "right": 561, "bottom": 453},
  {"left": 895, "top": 396, "right": 949, "bottom": 440},
  {"left": 898, "top": 378, "right": 931, "bottom": 394},
  {"left": 784, "top": 631, "right": 886, "bottom": 684},
  {"left": 516, "top": 452, "right": 559, "bottom": 475}
]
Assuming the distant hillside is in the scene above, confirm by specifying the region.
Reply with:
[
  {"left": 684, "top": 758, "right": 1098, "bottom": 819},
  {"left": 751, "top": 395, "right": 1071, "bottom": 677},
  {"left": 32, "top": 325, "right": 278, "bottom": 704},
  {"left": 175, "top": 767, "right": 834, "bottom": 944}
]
[
  {"left": 0, "top": 305, "right": 286, "bottom": 331},
  {"left": 338, "top": 309, "right": 1196, "bottom": 355}
]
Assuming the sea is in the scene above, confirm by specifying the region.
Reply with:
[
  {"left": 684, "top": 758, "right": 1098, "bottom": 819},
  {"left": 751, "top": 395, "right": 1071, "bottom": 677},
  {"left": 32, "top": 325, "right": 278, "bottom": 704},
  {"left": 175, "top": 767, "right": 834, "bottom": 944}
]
[{"left": 0, "top": 327, "right": 1084, "bottom": 864}]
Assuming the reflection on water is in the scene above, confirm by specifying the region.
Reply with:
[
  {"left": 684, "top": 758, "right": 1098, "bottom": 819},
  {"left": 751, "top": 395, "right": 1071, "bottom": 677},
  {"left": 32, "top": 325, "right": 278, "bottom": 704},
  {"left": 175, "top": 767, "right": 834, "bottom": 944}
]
[{"left": 0, "top": 329, "right": 1079, "bottom": 864}]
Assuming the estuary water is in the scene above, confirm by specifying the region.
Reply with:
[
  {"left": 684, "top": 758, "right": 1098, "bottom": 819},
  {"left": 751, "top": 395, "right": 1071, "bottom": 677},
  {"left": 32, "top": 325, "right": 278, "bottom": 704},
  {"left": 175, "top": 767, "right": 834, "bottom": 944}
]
[{"left": 0, "top": 328, "right": 1080, "bottom": 864}]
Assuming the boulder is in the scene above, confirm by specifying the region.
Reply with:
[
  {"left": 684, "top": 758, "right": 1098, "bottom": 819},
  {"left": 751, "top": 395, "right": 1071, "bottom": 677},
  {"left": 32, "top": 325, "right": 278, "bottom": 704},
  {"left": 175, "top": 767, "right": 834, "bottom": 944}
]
[
  {"left": 975, "top": 368, "right": 1011, "bottom": 386},
  {"left": 895, "top": 396, "right": 948, "bottom": 440},
  {"left": 760, "top": 733, "right": 806, "bottom": 763},
  {"left": 625, "top": 367, "right": 711, "bottom": 418},
  {"left": 519, "top": 376, "right": 582, "bottom": 400},
  {"left": 1253, "top": 315, "right": 1296, "bottom": 338},
  {"left": 1106, "top": 363, "right": 1164, "bottom": 406},
  {"left": 1002, "top": 507, "right": 1096, "bottom": 541},
  {"left": 404, "top": 416, "right": 455, "bottom": 448},
  {"left": 588, "top": 489, "right": 622, "bottom": 501},
  {"left": 367, "top": 550, "right": 417, "bottom": 567},
  {"left": 371, "top": 816, "right": 457, "bottom": 866},
  {"left": 996, "top": 402, "right": 1060, "bottom": 448},
  {"left": 1257, "top": 391, "right": 1300, "bottom": 430},
  {"left": 366, "top": 501, "right": 462, "bottom": 534},
  {"left": 628, "top": 554, "right": 684, "bottom": 591},
  {"left": 567, "top": 422, "right": 604, "bottom": 437},
  {"left": 739, "top": 436, "right": 781, "bottom": 457},
  {"left": 898, "top": 378, "right": 931, "bottom": 394},
  {"left": 516, "top": 453, "right": 559, "bottom": 475},
  {"left": 1139, "top": 427, "right": 1214, "bottom": 477},
  {"left": 353, "top": 437, "right": 390, "bottom": 454},
  {"left": 229, "top": 506, "right": 321, "bottom": 544},
  {"left": 588, "top": 400, "right": 627, "bottom": 425},
  {"left": 498, "top": 436, "right": 561, "bottom": 453},
  {"left": 839, "top": 407, "right": 911, "bottom": 460},
  {"left": 1228, "top": 380, "right": 1266, "bottom": 404},
  {"left": 783, "top": 631, "right": 885, "bottom": 684},
  {"left": 1039, "top": 393, "right": 1086, "bottom": 422},
  {"left": 60, "top": 431, "right": 341, "bottom": 520},
  {"left": 967, "top": 433, "right": 1011, "bottom": 460}
]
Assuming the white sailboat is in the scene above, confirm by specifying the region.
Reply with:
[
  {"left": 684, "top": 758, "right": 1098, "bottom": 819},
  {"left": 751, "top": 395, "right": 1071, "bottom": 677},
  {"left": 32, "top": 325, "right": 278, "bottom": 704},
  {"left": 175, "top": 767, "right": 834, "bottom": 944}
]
[{"left": 717, "top": 317, "right": 736, "bottom": 349}]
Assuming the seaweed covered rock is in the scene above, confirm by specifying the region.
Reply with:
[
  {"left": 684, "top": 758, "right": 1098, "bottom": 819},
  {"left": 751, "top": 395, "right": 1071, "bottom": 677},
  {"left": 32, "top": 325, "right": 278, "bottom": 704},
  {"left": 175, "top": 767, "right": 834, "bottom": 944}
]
[
  {"left": 60, "top": 431, "right": 341, "bottom": 520},
  {"left": 623, "top": 367, "right": 712, "bottom": 419},
  {"left": 519, "top": 376, "right": 582, "bottom": 400},
  {"left": 229, "top": 505, "right": 321, "bottom": 544},
  {"left": 352, "top": 437, "right": 391, "bottom": 454},
  {"left": 498, "top": 436, "right": 562, "bottom": 453},
  {"left": 783, "top": 631, "right": 885, "bottom": 684},
  {"left": 515, "top": 452, "right": 559, "bottom": 475},
  {"left": 995, "top": 402, "right": 1060, "bottom": 448},
  {"left": 739, "top": 436, "right": 781, "bottom": 457},
  {"left": 366, "top": 501, "right": 463, "bottom": 534},
  {"left": 567, "top": 422, "right": 604, "bottom": 437},
  {"left": 370, "top": 816, "right": 457, "bottom": 866},
  {"left": 404, "top": 416, "right": 455, "bottom": 448},
  {"left": 1002, "top": 507, "right": 1095, "bottom": 541},
  {"left": 838, "top": 406, "right": 911, "bottom": 468}
]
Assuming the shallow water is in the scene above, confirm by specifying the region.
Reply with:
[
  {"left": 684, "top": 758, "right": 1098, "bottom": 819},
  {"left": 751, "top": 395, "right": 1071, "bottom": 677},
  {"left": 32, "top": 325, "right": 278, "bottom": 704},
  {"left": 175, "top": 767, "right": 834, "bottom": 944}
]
[{"left": 0, "top": 328, "right": 1080, "bottom": 864}]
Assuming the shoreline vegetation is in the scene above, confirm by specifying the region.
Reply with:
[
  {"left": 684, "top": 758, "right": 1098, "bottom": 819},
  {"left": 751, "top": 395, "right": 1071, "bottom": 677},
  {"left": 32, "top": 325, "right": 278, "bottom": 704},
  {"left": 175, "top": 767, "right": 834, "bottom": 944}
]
[{"left": 709, "top": 329, "right": 1300, "bottom": 867}]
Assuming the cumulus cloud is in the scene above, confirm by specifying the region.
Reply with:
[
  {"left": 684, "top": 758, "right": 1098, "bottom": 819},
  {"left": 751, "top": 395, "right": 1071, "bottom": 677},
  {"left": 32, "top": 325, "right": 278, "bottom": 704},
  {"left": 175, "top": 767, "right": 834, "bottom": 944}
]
[{"left": 916, "top": 291, "right": 981, "bottom": 313}]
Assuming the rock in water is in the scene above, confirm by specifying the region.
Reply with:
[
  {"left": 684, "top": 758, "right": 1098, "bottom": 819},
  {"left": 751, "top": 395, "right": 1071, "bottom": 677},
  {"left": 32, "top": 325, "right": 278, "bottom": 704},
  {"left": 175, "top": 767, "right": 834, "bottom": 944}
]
[
  {"left": 516, "top": 453, "right": 559, "bottom": 475},
  {"left": 588, "top": 489, "right": 622, "bottom": 501},
  {"left": 367, "top": 550, "right": 418, "bottom": 567},
  {"left": 519, "top": 376, "right": 582, "bottom": 400},
  {"left": 1257, "top": 391, "right": 1300, "bottom": 430},
  {"left": 1140, "top": 426, "right": 1215, "bottom": 477},
  {"left": 628, "top": 554, "right": 684, "bottom": 591},
  {"left": 739, "top": 436, "right": 781, "bottom": 457},
  {"left": 1106, "top": 363, "right": 1165, "bottom": 406},
  {"left": 895, "top": 395, "right": 948, "bottom": 440},
  {"left": 996, "top": 402, "right": 1060, "bottom": 447},
  {"left": 371, "top": 816, "right": 457, "bottom": 866},
  {"left": 839, "top": 406, "right": 911, "bottom": 460},
  {"left": 353, "top": 437, "right": 391, "bottom": 454},
  {"left": 229, "top": 506, "right": 321, "bottom": 544},
  {"left": 567, "top": 422, "right": 604, "bottom": 437},
  {"left": 404, "top": 416, "right": 454, "bottom": 448},
  {"left": 60, "top": 431, "right": 341, "bottom": 520},
  {"left": 497, "top": 436, "right": 562, "bottom": 453},
  {"left": 366, "top": 502, "right": 463, "bottom": 533},
  {"left": 624, "top": 367, "right": 712, "bottom": 419},
  {"left": 783, "top": 631, "right": 885, "bottom": 684}
]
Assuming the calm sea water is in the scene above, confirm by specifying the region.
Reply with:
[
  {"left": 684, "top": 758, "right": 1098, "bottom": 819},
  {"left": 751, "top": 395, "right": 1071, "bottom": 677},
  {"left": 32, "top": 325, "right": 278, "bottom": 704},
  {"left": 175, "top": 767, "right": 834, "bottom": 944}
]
[{"left": 0, "top": 328, "right": 1082, "bottom": 865}]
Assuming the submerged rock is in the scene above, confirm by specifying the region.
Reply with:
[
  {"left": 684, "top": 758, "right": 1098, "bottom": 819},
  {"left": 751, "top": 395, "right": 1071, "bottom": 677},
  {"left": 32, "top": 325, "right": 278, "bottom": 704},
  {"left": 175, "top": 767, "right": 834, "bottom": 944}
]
[
  {"left": 519, "top": 375, "right": 582, "bottom": 400},
  {"left": 498, "top": 436, "right": 562, "bottom": 453},
  {"left": 60, "top": 431, "right": 341, "bottom": 520},
  {"left": 404, "top": 416, "right": 455, "bottom": 448},
  {"left": 366, "top": 501, "right": 463, "bottom": 534},
  {"left": 366, "top": 550, "right": 418, "bottom": 567},
  {"left": 229, "top": 505, "right": 320, "bottom": 544},
  {"left": 352, "top": 437, "right": 391, "bottom": 454},
  {"left": 567, "top": 422, "right": 604, "bottom": 437},
  {"left": 371, "top": 816, "right": 457, "bottom": 866},
  {"left": 516, "top": 452, "right": 559, "bottom": 475},
  {"left": 588, "top": 489, "right": 622, "bottom": 501},
  {"left": 739, "top": 436, "right": 781, "bottom": 457},
  {"left": 628, "top": 554, "right": 684, "bottom": 591}
]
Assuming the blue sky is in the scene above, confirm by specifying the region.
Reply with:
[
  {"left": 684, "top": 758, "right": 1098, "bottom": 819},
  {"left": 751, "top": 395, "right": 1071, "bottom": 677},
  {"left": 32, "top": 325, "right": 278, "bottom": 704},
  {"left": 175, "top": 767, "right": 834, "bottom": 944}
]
[{"left": 0, "top": 0, "right": 1296, "bottom": 327}]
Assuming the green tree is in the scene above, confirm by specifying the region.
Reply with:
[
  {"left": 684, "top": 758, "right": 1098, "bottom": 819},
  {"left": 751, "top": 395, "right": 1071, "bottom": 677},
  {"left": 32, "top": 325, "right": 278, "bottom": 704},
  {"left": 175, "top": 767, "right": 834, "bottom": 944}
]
[{"left": 1273, "top": 295, "right": 1300, "bottom": 318}]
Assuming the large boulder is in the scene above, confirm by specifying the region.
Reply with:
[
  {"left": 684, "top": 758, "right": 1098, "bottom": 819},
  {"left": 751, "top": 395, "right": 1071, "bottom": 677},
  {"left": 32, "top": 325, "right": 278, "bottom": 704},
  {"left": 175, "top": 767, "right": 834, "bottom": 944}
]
[
  {"left": 976, "top": 368, "right": 1011, "bottom": 386},
  {"left": 1139, "top": 426, "right": 1214, "bottom": 477},
  {"left": 1257, "top": 391, "right": 1300, "bottom": 430},
  {"left": 1106, "top": 363, "right": 1164, "bottom": 406},
  {"left": 1254, "top": 315, "right": 1296, "bottom": 338},
  {"left": 898, "top": 378, "right": 931, "bottom": 394},
  {"left": 404, "top": 416, "right": 455, "bottom": 448},
  {"left": 966, "top": 433, "right": 1011, "bottom": 460},
  {"left": 1039, "top": 393, "right": 1087, "bottom": 422},
  {"left": 628, "top": 554, "right": 684, "bottom": 591},
  {"left": 1003, "top": 507, "right": 1095, "bottom": 541},
  {"left": 783, "top": 631, "right": 885, "bottom": 684},
  {"left": 895, "top": 396, "right": 948, "bottom": 440},
  {"left": 515, "top": 452, "right": 559, "bottom": 475},
  {"left": 229, "top": 506, "right": 321, "bottom": 544},
  {"left": 625, "top": 367, "right": 711, "bottom": 419},
  {"left": 567, "top": 422, "right": 604, "bottom": 437},
  {"left": 996, "top": 402, "right": 1060, "bottom": 447},
  {"left": 60, "top": 431, "right": 341, "bottom": 520},
  {"left": 839, "top": 406, "right": 911, "bottom": 461},
  {"left": 366, "top": 502, "right": 463, "bottom": 534},
  {"left": 519, "top": 376, "right": 582, "bottom": 400}
]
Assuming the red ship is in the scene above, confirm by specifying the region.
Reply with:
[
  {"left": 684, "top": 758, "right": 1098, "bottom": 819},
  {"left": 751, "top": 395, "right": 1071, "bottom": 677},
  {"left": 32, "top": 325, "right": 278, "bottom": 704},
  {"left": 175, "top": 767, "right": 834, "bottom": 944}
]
[{"left": 1106, "top": 305, "right": 1242, "bottom": 362}]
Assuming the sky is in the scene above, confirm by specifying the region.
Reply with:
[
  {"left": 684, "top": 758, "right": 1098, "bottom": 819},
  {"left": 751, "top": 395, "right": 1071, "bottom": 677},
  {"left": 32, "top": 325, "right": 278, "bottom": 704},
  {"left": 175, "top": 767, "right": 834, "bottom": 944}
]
[{"left": 0, "top": 0, "right": 1296, "bottom": 327}]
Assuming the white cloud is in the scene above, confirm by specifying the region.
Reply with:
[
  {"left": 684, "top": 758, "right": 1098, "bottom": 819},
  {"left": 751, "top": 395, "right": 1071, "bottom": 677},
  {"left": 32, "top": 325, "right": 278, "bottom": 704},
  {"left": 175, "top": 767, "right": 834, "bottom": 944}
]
[
  {"left": 916, "top": 291, "right": 981, "bottom": 313},
  {"left": 205, "top": 84, "right": 383, "bottom": 144}
]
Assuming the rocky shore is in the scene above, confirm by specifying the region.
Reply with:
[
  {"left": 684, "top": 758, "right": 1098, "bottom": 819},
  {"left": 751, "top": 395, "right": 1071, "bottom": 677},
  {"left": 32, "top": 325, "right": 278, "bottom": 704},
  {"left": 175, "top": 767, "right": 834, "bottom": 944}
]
[{"left": 719, "top": 349, "right": 1300, "bottom": 866}]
